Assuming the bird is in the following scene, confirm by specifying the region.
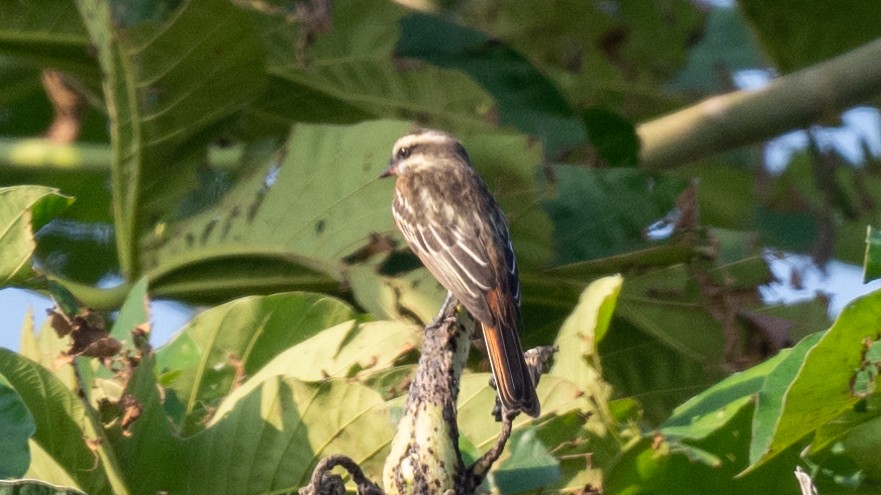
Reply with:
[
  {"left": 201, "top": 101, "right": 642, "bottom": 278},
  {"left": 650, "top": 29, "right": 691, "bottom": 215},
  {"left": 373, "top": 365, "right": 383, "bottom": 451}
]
[{"left": 381, "top": 128, "right": 540, "bottom": 418}]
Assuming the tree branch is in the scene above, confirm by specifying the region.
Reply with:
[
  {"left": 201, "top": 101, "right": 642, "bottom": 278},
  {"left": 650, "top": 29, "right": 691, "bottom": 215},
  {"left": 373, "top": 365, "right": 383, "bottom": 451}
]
[
  {"left": 638, "top": 37, "right": 881, "bottom": 170},
  {"left": 382, "top": 298, "right": 470, "bottom": 494}
]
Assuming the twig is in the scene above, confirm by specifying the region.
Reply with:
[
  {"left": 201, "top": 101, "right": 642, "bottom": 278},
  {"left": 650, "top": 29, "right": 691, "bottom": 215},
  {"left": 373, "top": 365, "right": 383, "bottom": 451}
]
[
  {"left": 468, "top": 413, "right": 514, "bottom": 484},
  {"left": 299, "top": 455, "right": 384, "bottom": 495}
]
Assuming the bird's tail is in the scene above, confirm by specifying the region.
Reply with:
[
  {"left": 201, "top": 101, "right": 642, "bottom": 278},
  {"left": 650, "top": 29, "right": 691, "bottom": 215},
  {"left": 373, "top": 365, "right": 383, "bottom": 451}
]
[{"left": 482, "top": 321, "right": 540, "bottom": 417}]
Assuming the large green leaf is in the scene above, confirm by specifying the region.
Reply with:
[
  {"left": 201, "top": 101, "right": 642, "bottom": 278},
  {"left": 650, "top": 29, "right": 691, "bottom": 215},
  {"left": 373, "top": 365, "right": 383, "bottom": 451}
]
[
  {"left": 747, "top": 332, "right": 826, "bottom": 464},
  {"left": 660, "top": 334, "right": 821, "bottom": 442},
  {"left": 616, "top": 264, "right": 726, "bottom": 364},
  {"left": 74, "top": 0, "right": 267, "bottom": 278},
  {"left": 156, "top": 292, "right": 359, "bottom": 433},
  {"left": 0, "top": 186, "right": 72, "bottom": 287},
  {"left": 605, "top": 399, "right": 807, "bottom": 495},
  {"left": 235, "top": 319, "right": 419, "bottom": 384},
  {"left": 543, "top": 166, "right": 688, "bottom": 264},
  {"left": 751, "top": 289, "right": 881, "bottom": 468},
  {"left": 598, "top": 316, "right": 727, "bottom": 425},
  {"left": 188, "top": 377, "right": 393, "bottom": 494},
  {"left": 450, "top": 0, "right": 704, "bottom": 120},
  {"left": 109, "top": 354, "right": 185, "bottom": 494},
  {"left": 549, "top": 274, "right": 622, "bottom": 381},
  {"left": 396, "top": 13, "right": 584, "bottom": 156},
  {"left": 18, "top": 309, "right": 77, "bottom": 391},
  {"left": 251, "top": 0, "right": 496, "bottom": 136},
  {"left": 0, "top": 349, "right": 128, "bottom": 495},
  {"left": 141, "top": 121, "right": 411, "bottom": 299}
]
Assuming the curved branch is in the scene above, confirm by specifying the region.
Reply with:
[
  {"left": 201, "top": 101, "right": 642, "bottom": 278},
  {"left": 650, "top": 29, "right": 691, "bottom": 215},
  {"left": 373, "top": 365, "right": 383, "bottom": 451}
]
[{"left": 638, "top": 37, "right": 881, "bottom": 170}]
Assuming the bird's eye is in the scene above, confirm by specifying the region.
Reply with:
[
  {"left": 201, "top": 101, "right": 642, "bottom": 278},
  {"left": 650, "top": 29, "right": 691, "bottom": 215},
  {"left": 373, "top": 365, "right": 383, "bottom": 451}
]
[{"left": 397, "top": 146, "right": 412, "bottom": 160}]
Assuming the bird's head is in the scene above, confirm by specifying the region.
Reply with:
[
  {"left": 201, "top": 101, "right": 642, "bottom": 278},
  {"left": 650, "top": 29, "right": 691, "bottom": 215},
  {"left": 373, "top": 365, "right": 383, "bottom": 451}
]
[{"left": 381, "top": 128, "right": 469, "bottom": 178}]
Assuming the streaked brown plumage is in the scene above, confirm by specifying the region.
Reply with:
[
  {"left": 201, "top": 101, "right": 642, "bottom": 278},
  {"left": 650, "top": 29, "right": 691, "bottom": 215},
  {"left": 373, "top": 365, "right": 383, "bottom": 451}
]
[{"left": 381, "top": 128, "right": 540, "bottom": 418}]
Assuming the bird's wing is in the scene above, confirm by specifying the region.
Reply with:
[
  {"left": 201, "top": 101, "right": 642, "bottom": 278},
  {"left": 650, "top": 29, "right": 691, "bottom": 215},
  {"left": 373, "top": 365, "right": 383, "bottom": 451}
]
[{"left": 393, "top": 195, "right": 507, "bottom": 325}]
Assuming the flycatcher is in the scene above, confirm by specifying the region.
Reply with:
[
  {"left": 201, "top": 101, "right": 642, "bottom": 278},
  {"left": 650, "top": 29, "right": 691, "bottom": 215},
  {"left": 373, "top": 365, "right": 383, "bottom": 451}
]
[{"left": 381, "top": 129, "right": 540, "bottom": 418}]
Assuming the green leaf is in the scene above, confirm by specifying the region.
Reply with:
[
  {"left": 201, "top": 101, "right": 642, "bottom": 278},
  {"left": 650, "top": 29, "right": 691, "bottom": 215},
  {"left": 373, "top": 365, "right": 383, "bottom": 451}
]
[
  {"left": 255, "top": 0, "right": 496, "bottom": 135},
  {"left": 457, "top": 374, "right": 596, "bottom": 448},
  {"left": 661, "top": 352, "right": 782, "bottom": 441},
  {"left": 543, "top": 166, "right": 688, "bottom": 263},
  {"left": 0, "top": 186, "right": 72, "bottom": 287},
  {"left": 616, "top": 264, "right": 726, "bottom": 364},
  {"left": 108, "top": 277, "right": 149, "bottom": 352},
  {"left": 864, "top": 226, "right": 881, "bottom": 283},
  {"left": 396, "top": 13, "right": 584, "bottom": 156},
  {"left": 450, "top": 0, "right": 703, "bottom": 120},
  {"left": 156, "top": 292, "right": 359, "bottom": 433},
  {"left": 0, "top": 381, "right": 34, "bottom": 478},
  {"left": 841, "top": 412, "right": 881, "bottom": 481},
  {"left": 18, "top": 309, "right": 77, "bottom": 391},
  {"left": 751, "top": 289, "right": 881, "bottom": 468},
  {"left": 347, "top": 256, "right": 447, "bottom": 323},
  {"left": 490, "top": 429, "right": 560, "bottom": 493},
  {"left": 75, "top": 0, "right": 267, "bottom": 278},
  {"left": 190, "top": 377, "right": 393, "bottom": 493},
  {"left": 143, "top": 120, "right": 411, "bottom": 299},
  {"left": 111, "top": 354, "right": 185, "bottom": 494},
  {"left": 548, "top": 275, "right": 621, "bottom": 403},
  {"left": 0, "top": 349, "right": 128, "bottom": 495},
  {"left": 598, "top": 316, "right": 727, "bottom": 425},
  {"left": 234, "top": 319, "right": 420, "bottom": 386},
  {"left": 670, "top": 7, "right": 764, "bottom": 92},
  {"left": 582, "top": 108, "right": 640, "bottom": 167}
]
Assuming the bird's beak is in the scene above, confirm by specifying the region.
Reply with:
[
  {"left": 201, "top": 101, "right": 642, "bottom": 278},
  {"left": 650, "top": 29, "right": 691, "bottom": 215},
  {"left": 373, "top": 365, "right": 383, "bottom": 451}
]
[{"left": 379, "top": 160, "right": 396, "bottom": 179}]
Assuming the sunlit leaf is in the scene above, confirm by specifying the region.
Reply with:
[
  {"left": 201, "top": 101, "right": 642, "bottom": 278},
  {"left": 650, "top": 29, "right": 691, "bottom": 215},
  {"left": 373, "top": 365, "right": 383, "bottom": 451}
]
[
  {"left": 156, "top": 292, "right": 359, "bottom": 433},
  {"left": 0, "top": 186, "right": 71, "bottom": 286},
  {"left": 195, "top": 377, "right": 393, "bottom": 493},
  {"left": 750, "top": 289, "right": 881, "bottom": 468},
  {"left": 0, "top": 349, "right": 127, "bottom": 494}
]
